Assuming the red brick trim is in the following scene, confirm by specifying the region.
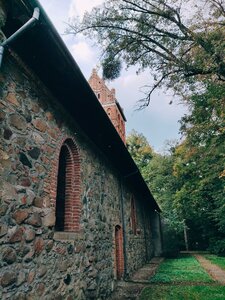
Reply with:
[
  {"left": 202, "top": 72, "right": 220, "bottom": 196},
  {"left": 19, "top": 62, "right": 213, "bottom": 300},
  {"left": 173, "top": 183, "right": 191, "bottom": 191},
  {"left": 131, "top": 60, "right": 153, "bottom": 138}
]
[
  {"left": 115, "top": 225, "right": 124, "bottom": 279},
  {"left": 51, "top": 136, "right": 81, "bottom": 232}
]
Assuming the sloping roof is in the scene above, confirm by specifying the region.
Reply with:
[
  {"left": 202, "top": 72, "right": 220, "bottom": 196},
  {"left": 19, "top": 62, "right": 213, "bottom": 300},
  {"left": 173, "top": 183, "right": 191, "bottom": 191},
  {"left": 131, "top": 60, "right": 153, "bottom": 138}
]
[
  {"left": 116, "top": 101, "right": 127, "bottom": 122},
  {"left": 2, "top": 0, "right": 160, "bottom": 211}
]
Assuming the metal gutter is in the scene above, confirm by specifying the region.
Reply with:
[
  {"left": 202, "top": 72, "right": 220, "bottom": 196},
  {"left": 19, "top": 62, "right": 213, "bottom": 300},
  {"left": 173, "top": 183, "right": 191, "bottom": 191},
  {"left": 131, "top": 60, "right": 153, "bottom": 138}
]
[
  {"left": 0, "top": 7, "right": 40, "bottom": 68},
  {"left": 116, "top": 101, "right": 127, "bottom": 122}
]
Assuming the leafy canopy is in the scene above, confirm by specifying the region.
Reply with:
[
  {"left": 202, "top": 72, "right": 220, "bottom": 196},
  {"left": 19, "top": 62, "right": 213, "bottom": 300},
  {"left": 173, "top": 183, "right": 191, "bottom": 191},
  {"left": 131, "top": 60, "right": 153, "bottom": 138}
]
[
  {"left": 67, "top": 0, "right": 225, "bottom": 107},
  {"left": 126, "top": 130, "right": 153, "bottom": 170},
  {"left": 126, "top": 104, "right": 225, "bottom": 249}
]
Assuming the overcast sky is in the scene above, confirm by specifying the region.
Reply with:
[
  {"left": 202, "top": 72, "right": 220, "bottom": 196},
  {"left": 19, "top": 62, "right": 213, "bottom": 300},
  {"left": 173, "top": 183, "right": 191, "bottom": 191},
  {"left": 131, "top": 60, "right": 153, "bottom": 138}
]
[{"left": 38, "top": 0, "right": 188, "bottom": 152}]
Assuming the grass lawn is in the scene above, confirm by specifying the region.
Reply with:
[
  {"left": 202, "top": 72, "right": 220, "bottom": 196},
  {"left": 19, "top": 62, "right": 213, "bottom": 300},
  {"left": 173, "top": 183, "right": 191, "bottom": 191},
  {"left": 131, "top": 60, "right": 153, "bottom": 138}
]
[
  {"left": 140, "top": 285, "right": 225, "bottom": 300},
  {"left": 139, "top": 254, "right": 225, "bottom": 299},
  {"left": 149, "top": 255, "right": 213, "bottom": 283},
  {"left": 204, "top": 255, "right": 225, "bottom": 270}
]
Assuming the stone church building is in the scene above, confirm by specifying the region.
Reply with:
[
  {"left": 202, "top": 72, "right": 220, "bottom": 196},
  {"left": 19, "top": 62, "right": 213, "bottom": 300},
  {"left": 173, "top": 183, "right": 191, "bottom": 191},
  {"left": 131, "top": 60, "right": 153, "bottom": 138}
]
[{"left": 0, "top": 0, "right": 162, "bottom": 299}]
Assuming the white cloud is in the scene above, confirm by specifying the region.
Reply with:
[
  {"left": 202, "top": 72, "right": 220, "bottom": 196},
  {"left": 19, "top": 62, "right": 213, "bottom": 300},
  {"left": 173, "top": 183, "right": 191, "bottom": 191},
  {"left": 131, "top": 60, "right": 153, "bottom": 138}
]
[
  {"left": 70, "top": 41, "right": 94, "bottom": 63},
  {"left": 119, "top": 73, "right": 146, "bottom": 88},
  {"left": 64, "top": 0, "right": 104, "bottom": 77},
  {"left": 105, "top": 70, "right": 153, "bottom": 109},
  {"left": 69, "top": 0, "right": 104, "bottom": 18}
]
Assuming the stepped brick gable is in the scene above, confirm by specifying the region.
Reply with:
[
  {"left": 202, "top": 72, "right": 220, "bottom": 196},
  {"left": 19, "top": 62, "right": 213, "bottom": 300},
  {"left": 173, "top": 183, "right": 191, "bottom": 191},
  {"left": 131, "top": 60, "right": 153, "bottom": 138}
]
[{"left": 89, "top": 69, "right": 126, "bottom": 143}]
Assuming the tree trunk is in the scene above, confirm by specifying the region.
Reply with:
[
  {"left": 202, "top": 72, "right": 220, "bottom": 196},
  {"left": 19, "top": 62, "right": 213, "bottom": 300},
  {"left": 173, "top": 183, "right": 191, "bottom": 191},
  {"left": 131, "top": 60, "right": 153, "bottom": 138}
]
[{"left": 183, "top": 220, "right": 189, "bottom": 251}]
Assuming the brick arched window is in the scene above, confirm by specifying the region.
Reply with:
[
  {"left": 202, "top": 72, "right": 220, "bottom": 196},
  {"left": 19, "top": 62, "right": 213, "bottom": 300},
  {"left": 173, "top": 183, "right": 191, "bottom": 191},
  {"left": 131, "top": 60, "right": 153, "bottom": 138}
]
[
  {"left": 131, "top": 196, "right": 137, "bottom": 235},
  {"left": 115, "top": 225, "right": 124, "bottom": 279},
  {"left": 55, "top": 138, "right": 81, "bottom": 232}
]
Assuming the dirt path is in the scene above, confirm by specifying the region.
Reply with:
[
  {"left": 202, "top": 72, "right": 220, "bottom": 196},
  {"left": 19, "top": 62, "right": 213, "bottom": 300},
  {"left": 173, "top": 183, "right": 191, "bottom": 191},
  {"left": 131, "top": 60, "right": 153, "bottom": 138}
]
[
  {"left": 194, "top": 254, "right": 225, "bottom": 285},
  {"left": 109, "top": 257, "right": 163, "bottom": 300}
]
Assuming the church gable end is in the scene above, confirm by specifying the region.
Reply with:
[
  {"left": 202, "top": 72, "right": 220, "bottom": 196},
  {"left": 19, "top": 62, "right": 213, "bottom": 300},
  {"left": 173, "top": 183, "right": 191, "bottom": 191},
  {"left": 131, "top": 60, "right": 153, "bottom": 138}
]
[{"left": 89, "top": 69, "right": 127, "bottom": 144}]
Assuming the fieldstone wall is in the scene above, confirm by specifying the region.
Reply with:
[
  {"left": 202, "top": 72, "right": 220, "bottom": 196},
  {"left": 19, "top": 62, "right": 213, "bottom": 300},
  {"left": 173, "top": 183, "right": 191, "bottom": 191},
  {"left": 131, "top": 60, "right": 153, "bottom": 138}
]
[
  {"left": 0, "top": 37, "right": 155, "bottom": 300},
  {"left": 123, "top": 190, "right": 154, "bottom": 276}
]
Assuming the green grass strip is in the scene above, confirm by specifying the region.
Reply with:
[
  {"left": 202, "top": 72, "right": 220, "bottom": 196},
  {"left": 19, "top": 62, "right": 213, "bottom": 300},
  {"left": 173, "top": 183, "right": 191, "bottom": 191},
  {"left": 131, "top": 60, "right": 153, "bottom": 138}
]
[
  {"left": 140, "top": 286, "right": 225, "bottom": 300},
  {"left": 150, "top": 255, "right": 213, "bottom": 283}
]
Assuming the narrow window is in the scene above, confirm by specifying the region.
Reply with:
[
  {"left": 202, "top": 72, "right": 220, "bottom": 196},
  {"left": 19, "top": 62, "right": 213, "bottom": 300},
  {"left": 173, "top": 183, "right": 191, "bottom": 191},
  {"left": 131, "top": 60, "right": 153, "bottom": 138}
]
[
  {"left": 131, "top": 196, "right": 137, "bottom": 235},
  {"left": 55, "top": 145, "right": 67, "bottom": 231},
  {"left": 107, "top": 108, "right": 111, "bottom": 117},
  {"left": 55, "top": 139, "right": 81, "bottom": 232}
]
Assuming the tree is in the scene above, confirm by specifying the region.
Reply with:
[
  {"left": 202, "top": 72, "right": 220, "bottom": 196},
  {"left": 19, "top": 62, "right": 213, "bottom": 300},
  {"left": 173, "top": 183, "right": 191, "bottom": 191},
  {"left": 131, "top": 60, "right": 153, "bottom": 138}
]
[
  {"left": 127, "top": 125, "right": 224, "bottom": 251},
  {"left": 178, "top": 81, "right": 225, "bottom": 233},
  {"left": 172, "top": 141, "right": 223, "bottom": 250},
  {"left": 67, "top": 0, "right": 225, "bottom": 107},
  {"left": 146, "top": 152, "right": 182, "bottom": 230},
  {"left": 126, "top": 130, "right": 153, "bottom": 171},
  {"left": 127, "top": 131, "right": 182, "bottom": 231},
  {"left": 171, "top": 80, "right": 225, "bottom": 249}
]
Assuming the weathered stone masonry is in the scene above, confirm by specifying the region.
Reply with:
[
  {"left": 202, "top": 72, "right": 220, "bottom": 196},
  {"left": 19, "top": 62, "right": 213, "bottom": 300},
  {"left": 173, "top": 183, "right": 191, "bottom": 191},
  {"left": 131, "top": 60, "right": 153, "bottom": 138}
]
[{"left": 0, "top": 2, "right": 161, "bottom": 299}]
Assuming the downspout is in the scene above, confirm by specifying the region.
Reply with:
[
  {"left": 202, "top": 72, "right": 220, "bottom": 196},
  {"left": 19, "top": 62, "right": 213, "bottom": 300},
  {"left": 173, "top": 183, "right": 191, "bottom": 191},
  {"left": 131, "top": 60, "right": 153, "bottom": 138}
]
[
  {"left": 141, "top": 206, "right": 149, "bottom": 261},
  {"left": 120, "top": 178, "right": 128, "bottom": 279},
  {"left": 0, "top": 7, "right": 40, "bottom": 68}
]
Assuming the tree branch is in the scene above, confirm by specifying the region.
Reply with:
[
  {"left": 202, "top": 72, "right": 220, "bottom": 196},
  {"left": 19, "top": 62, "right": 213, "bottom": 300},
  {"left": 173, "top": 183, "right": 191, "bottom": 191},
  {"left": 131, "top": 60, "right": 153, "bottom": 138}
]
[{"left": 138, "top": 70, "right": 181, "bottom": 109}]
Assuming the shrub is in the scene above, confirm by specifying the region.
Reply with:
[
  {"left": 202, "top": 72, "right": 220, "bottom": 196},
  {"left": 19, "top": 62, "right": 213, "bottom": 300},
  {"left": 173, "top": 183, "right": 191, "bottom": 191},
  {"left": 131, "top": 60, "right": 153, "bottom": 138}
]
[
  {"left": 208, "top": 239, "right": 225, "bottom": 256},
  {"left": 162, "top": 226, "right": 180, "bottom": 258}
]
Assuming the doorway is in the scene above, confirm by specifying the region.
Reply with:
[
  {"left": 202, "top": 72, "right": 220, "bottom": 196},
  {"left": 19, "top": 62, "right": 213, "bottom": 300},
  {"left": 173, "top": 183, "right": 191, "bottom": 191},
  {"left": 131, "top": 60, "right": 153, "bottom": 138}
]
[{"left": 115, "top": 225, "right": 124, "bottom": 279}]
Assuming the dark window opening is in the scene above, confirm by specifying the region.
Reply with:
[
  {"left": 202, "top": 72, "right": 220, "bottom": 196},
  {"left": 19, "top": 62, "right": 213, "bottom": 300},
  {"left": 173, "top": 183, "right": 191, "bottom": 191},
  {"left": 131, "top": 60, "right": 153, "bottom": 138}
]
[
  {"left": 55, "top": 139, "right": 81, "bottom": 232},
  {"left": 55, "top": 145, "right": 68, "bottom": 231}
]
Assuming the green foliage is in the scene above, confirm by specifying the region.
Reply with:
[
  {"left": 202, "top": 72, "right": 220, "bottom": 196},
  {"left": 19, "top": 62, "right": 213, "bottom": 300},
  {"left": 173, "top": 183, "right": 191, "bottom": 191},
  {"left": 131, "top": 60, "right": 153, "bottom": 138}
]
[
  {"left": 140, "top": 286, "right": 225, "bottom": 300},
  {"left": 126, "top": 130, "right": 153, "bottom": 170},
  {"left": 127, "top": 131, "right": 185, "bottom": 254},
  {"left": 150, "top": 255, "right": 213, "bottom": 283},
  {"left": 127, "top": 96, "right": 224, "bottom": 249},
  {"left": 145, "top": 153, "right": 182, "bottom": 230},
  {"left": 127, "top": 131, "right": 182, "bottom": 235},
  {"left": 180, "top": 82, "right": 225, "bottom": 147},
  {"left": 208, "top": 240, "right": 225, "bottom": 257},
  {"left": 161, "top": 223, "right": 180, "bottom": 258},
  {"left": 102, "top": 56, "right": 122, "bottom": 80},
  {"left": 176, "top": 82, "right": 225, "bottom": 242},
  {"left": 67, "top": 0, "right": 225, "bottom": 106}
]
